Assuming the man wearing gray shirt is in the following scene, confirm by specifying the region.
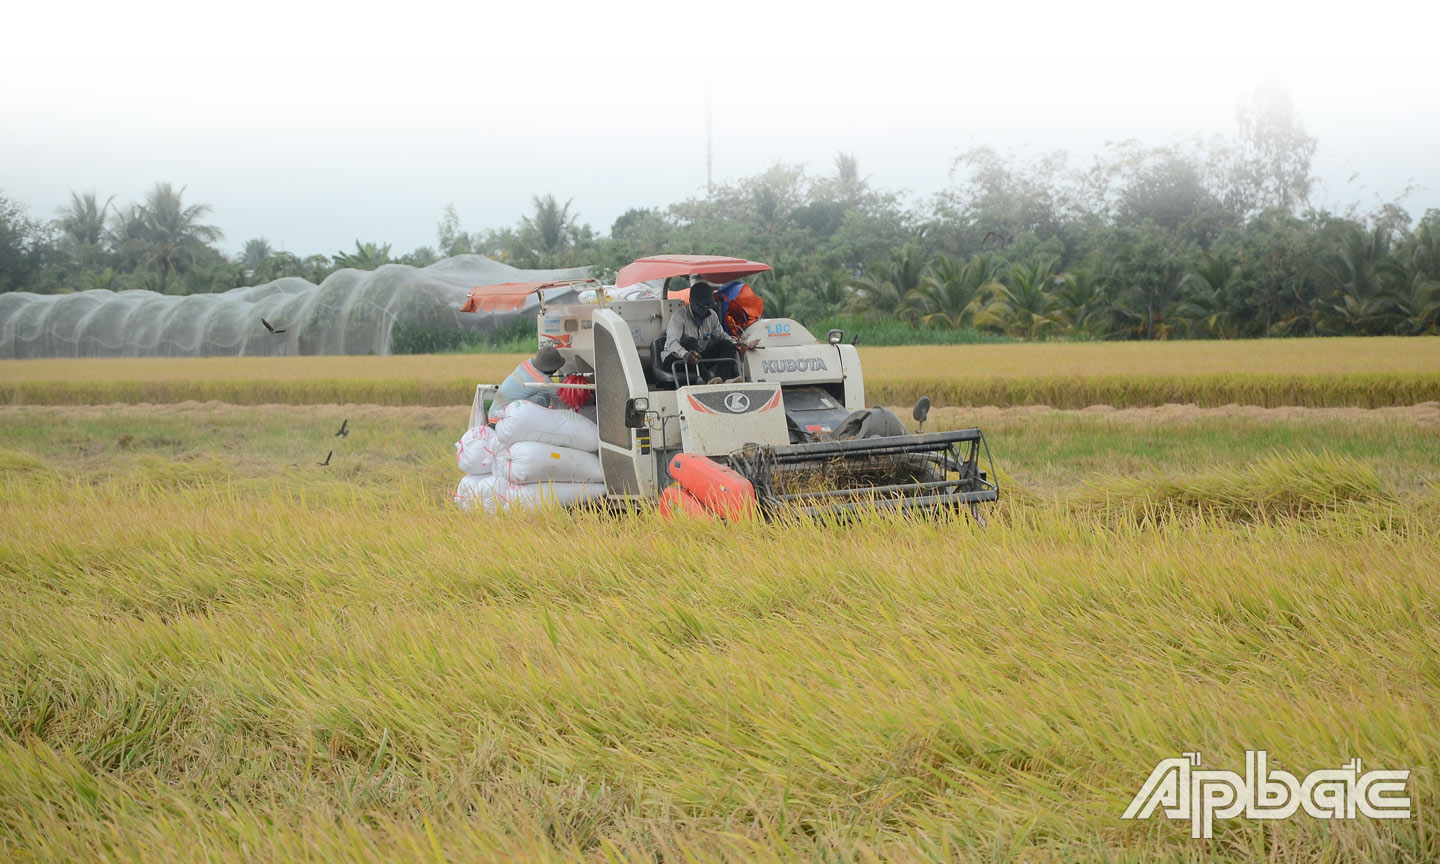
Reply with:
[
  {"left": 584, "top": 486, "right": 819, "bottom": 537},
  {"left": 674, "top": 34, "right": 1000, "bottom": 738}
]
[{"left": 662, "top": 281, "right": 746, "bottom": 383}]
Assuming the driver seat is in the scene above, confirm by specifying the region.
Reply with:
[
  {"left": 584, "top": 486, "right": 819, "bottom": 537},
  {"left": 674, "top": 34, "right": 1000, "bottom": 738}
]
[
  {"left": 650, "top": 335, "right": 739, "bottom": 388},
  {"left": 650, "top": 336, "right": 677, "bottom": 387}
]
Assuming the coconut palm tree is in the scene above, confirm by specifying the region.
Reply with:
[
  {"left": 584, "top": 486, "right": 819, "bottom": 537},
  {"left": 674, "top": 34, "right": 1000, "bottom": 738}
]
[
  {"left": 183, "top": 261, "right": 244, "bottom": 294},
  {"left": 1396, "top": 217, "right": 1440, "bottom": 334},
  {"left": 850, "top": 244, "right": 926, "bottom": 322},
  {"left": 810, "top": 278, "right": 854, "bottom": 313},
  {"left": 56, "top": 191, "right": 114, "bottom": 270},
  {"left": 756, "top": 275, "right": 799, "bottom": 319},
  {"left": 135, "top": 183, "right": 224, "bottom": 291},
  {"left": 910, "top": 254, "right": 1004, "bottom": 328},
  {"left": 1313, "top": 224, "right": 1405, "bottom": 334},
  {"left": 1396, "top": 280, "right": 1440, "bottom": 334},
  {"left": 521, "top": 194, "right": 577, "bottom": 259},
  {"left": 849, "top": 275, "right": 909, "bottom": 320},
  {"left": 991, "top": 258, "right": 1062, "bottom": 338},
  {"left": 239, "top": 238, "right": 273, "bottom": 273},
  {"left": 105, "top": 203, "right": 150, "bottom": 274},
  {"left": 1177, "top": 251, "right": 1242, "bottom": 338},
  {"left": 1053, "top": 268, "right": 1111, "bottom": 336},
  {"left": 79, "top": 267, "right": 120, "bottom": 292}
]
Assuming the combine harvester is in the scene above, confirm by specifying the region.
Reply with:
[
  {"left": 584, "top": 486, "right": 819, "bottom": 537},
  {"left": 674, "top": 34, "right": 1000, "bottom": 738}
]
[{"left": 460, "top": 255, "right": 998, "bottom": 521}]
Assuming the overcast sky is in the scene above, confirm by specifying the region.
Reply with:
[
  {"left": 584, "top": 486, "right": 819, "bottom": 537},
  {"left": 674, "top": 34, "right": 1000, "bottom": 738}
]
[{"left": 4, "top": 0, "right": 1438, "bottom": 257}]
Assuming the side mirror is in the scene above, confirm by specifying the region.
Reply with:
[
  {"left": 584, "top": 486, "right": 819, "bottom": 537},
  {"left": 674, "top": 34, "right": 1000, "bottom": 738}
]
[
  {"left": 826, "top": 329, "right": 844, "bottom": 345},
  {"left": 912, "top": 395, "right": 931, "bottom": 432},
  {"left": 625, "top": 396, "right": 650, "bottom": 428}
]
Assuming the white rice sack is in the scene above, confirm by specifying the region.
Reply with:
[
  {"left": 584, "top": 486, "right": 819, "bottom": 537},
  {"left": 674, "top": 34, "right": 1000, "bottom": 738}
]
[
  {"left": 453, "top": 474, "right": 506, "bottom": 513},
  {"left": 503, "top": 481, "right": 607, "bottom": 511},
  {"left": 455, "top": 425, "right": 498, "bottom": 475},
  {"left": 493, "top": 441, "right": 605, "bottom": 485},
  {"left": 614, "top": 283, "right": 660, "bottom": 301},
  {"left": 495, "top": 400, "right": 600, "bottom": 452},
  {"left": 487, "top": 400, "right": 506, "bottom": 423}
]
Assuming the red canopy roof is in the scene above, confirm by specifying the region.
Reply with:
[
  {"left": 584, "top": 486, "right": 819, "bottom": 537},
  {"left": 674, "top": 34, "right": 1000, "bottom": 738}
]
[
  {"left": 615, "top": 255, "right": 771, "bottom": 290},
  {"left": 459, "top": 280, "right": 592, "bottom": 313}
]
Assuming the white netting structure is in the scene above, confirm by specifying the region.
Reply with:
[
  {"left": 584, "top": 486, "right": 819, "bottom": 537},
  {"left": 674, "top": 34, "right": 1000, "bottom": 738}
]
[{"left": 0, "top": 256, "right": 587, "bottom": 358}]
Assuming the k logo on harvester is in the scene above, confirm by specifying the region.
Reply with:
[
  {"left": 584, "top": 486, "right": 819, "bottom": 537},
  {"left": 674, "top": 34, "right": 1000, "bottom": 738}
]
[{"left": 684, "top": 388, "right": 782, "bottom": 415}]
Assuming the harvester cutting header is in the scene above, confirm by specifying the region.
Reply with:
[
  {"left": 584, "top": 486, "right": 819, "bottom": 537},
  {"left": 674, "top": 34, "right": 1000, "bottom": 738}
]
[{"left": 455, "top": 255, "right": 998, "bottom": 520}]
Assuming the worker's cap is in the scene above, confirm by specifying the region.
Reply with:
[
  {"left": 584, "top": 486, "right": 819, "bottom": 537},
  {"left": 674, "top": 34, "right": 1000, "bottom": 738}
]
[
  {"left": 533, "top": 344, "right": 564, "bottom": 374},
  {"left": 687, "top": 273, "right": 703, "bottom": 285}
]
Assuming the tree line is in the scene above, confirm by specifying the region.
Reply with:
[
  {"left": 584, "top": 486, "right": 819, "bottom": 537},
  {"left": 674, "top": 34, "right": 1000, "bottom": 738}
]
[
  {"left": 0, "top": 183, "right": 437, "bottom": 297},
  {"left": 2, "top": 86, "right": 1437, "bottom": 339}
]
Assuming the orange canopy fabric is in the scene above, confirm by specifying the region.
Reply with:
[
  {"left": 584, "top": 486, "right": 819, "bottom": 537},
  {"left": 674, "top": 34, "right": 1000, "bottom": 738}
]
[
  {"left": 459, "top": 280, "right": 592, "bottom": 313},
  {"left": 615, "top": 255, "right": 771, "bottom": 290}
]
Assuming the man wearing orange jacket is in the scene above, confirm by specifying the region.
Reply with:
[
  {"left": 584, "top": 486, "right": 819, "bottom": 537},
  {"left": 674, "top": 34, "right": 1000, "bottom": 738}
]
[{"left": 687, "top": 274, "right": 763, "bottom": 337}]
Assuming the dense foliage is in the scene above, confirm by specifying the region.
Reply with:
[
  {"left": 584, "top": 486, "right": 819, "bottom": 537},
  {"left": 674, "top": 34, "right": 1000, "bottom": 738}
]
[{"left": 3, "top": 88, "right": 1437, "bottom": 340}]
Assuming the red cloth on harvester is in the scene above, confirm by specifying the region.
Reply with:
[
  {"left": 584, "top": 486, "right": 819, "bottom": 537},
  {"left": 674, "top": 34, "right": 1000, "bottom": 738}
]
[{"left": 557, "top": 374, "right": 593, "bottom": 410}]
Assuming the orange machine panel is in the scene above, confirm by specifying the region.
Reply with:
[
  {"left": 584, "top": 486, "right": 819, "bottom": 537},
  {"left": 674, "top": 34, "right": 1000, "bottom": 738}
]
[
  {"left": 658, "top": 485, "right": 712, "bottom": 520},
  {"left": 668, "top": 453, "right": 757, "bottom": 520}
]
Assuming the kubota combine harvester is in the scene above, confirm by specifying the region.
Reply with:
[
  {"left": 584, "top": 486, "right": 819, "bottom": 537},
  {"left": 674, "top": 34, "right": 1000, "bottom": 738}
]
[{"left": 461, "top": 255, "right": 998, "bottom": 520}]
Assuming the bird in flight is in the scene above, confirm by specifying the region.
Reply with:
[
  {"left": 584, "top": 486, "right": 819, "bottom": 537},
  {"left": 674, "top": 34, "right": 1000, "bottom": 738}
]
[
  {"left": 317, "top": 450, "right": 332, "bottom": 466},
  {"left": 334, "top": 419, "right": 348, "bottom": 438},
  {"left": 262, "top": 318, "right": 288, "bottom": 334}
]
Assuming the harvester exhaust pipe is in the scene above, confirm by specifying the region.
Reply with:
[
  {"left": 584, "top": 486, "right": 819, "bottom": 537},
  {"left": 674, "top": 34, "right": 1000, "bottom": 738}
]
[{"left": 912, "top": 396, "right": 932, "bottom": 434}]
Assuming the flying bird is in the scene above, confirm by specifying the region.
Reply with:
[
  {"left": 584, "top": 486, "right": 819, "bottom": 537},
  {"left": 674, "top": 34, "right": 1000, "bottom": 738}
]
[
  {"left": 262, "top": 318, "right": 288, "bottom": 334},
  {"left": 317, "top": 450, "right": 332, "bottom": 466},
  {"left": 334, "top": 419, "right": 349, "bottom": 438}
]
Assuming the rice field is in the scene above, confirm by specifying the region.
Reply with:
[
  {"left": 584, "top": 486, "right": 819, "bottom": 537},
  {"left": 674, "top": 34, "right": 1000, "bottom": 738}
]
[
  {"left": 2, "top": 342, "right": 1438, "bottom": 862},
  {"left": 4, "top": 336, "right": 1439, "bottom": 408}
]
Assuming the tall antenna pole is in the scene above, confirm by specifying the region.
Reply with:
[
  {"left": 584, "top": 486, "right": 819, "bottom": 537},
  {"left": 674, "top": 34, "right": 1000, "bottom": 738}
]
[{"left": 705, "top": 84, "right": 713, "bottom": 197}]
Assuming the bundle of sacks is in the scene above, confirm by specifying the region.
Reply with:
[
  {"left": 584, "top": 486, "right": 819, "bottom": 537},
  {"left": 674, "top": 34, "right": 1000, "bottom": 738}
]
[{"left": 453, "top": 401, "right": 605, "bottom": 513}]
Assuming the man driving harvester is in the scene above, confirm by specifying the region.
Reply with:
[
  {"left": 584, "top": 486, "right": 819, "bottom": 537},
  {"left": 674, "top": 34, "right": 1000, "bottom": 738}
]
[{"left": 662, "top": 280, "right": 752, "bottom": 384}]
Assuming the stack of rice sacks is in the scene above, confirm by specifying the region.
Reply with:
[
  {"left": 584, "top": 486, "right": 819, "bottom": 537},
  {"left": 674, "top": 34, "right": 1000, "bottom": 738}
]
[{"left": 453, "top": 400, "right": 605, "bottom": 513}]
